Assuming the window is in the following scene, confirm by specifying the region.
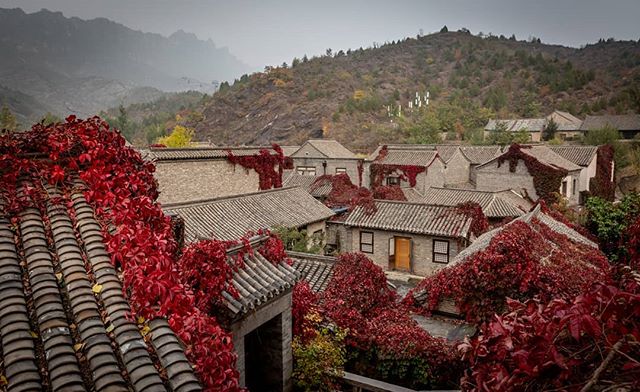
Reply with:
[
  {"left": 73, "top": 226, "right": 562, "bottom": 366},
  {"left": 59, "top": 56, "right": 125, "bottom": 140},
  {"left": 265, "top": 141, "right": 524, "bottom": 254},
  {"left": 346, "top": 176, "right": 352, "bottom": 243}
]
[
  {"left": 386, "top": 176, "right": 400, "bottom": 186},
  {"left": 572, "top": 179, "right": 577, "bottom": 195},
  {"left": 296, "top": 166, "right": 316, "bottom": 176},
  {"left": 360, "top": 231, "right": 374, "bottom": 253},
  {"left": 561, "top": 180, "right": 568, "bottom": 197},
  {"left": 335, "top": 167, "right": 347, "bottom": 174},
  {"left": 432, "top": 239, "right": 449, "bottom": 263}
]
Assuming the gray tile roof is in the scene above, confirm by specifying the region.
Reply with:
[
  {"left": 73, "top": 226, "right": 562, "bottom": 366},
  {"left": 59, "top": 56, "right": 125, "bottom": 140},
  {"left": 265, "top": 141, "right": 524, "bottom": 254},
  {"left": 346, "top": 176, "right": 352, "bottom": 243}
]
[
  {"left": 344, "top": 201, "right": 472, "bottom": 238},
  {"left": 485, "top": 118, "right": 547, "bottom": 132},
  {"left": 369, "top": 145, "right": 440, "bottom": 166},
  {"left": 521, "top": 145, "right": 582, "bottom": 171},
  {"left": 422, "top": 187, "right": 527, "bottom": 218},
  {"left": 283, "top": 173, "right": 332, "bottom": 197},
  {"left": 548, "top": 146, "right": 598, "bottom": 167},
  {"left": 581, "top": 114, "right": 640, "bottom": 131},
  {"left": 288, "top": 251, "right": 337, "bottom": 293},
  {"left": 147, "top": 146, "right": 277, "bottom": 161},
  {"left": 222, "top": 237, "right": 299, "bottom": 316},
  {"left": 401, "top": 187, "right": 428, "bottom": 202},
  {"left": 304, "top": 140, "right": 357, "bottom": 159},
  {"left": 547, "top": 111, "right": 583, "bottom": 131},
  {"left": 0, "top": 184, "right": 200, "bottom": 392},
  {"left": 163, "top": 187, "right": 335, "bottom": 242},
  {"left": 459, "top": 146, "right": 502, "bottom": 165},
  {"left": 482, "top": 145, "right": 582, "bottom": 172}
]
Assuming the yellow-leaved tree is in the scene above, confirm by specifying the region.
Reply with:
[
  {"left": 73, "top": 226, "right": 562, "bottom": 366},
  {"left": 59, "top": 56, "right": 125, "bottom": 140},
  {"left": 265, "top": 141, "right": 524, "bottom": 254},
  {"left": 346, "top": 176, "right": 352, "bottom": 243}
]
[{"left": 156, "top": 125, "right": 194, "bottom": 148}]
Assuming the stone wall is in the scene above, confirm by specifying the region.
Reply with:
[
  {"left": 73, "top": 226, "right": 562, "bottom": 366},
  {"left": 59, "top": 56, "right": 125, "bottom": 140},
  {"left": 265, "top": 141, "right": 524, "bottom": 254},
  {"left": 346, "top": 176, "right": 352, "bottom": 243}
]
[
  {"left": 347, "top": 228, "right": 463, "bottom": 277},
  {"left": 155, "top": 159, "right": 261, "bottom": 204},
  {"left": 443, "top": 150, "right": 471, "bottom": 186},
  {"left": 231, "top": 292, "right": 293, "bottom": 392}
]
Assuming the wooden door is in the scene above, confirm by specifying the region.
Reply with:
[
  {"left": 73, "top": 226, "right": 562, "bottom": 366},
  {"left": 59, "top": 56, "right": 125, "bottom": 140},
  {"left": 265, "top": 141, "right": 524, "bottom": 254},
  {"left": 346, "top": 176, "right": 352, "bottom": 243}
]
[{"left": 394, "top": 237, "right": 411, "bottom": 271}]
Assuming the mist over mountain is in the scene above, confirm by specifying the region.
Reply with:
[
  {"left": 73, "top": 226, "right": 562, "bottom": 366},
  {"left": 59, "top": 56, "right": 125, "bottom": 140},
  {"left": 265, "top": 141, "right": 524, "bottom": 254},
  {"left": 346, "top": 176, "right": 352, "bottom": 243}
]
[{"left": 0, "top": 7, "right": 250, "bottom": 123}]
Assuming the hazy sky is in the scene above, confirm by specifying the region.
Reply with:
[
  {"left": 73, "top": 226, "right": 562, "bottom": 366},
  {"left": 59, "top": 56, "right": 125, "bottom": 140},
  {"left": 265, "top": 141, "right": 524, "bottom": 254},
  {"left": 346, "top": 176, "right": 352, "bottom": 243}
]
[{"left": 1, "top": 0, "right": 639, "bottom": 69}]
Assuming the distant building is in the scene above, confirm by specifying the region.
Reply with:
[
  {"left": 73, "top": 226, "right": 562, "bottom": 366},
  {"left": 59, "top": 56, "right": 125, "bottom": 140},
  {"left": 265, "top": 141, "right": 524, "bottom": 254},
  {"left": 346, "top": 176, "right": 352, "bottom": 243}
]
[
  {"left": 475, "top": 145, "right": 583, "bottom": 205},
  {"left": 485, "top": 118, "right": 546, "bottom": 141},
  {"left": 485, "top": 111, "right": 585, "bottom": 141},
  {"left": 368, "top": 145, "right": 446, "bottom": 193},
  {"left": 581, "top": 114, "right": 640, "bottom": 139},
  {"left": 162, "top": 187, "right": 335, "bottom": 243},
  {"left": 547, "top": 110, "right": 583, "bottom": 140},
  {"left": 289, "top": 139, "right": 364, "bottom": 185},
  {"left": 149, "top": 146, "right": 285, "bottom": 204},
  {"left": 460, "top": 145, "right": 504, "bottom": 185},
  {"left": 340, "top": 201, "right": 473, "bottom": 276}
]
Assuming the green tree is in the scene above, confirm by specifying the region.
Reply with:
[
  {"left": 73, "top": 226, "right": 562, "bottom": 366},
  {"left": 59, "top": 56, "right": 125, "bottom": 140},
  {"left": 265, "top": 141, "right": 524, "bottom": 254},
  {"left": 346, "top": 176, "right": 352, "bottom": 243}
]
[
  {"left": 39, "top": 112, "right": 62, "bottom": 126},
  {"left": 156, "top": 125, "right": 194, "bottom": 147},
  {"left": 542, "top": 118, "right": 558, "bottom": 141},
  {"left": 583, "top": 125, "right": 620, "bottom": 145},
  {"left": 292, "top": 326, "right": 347, "bottom": 392},
  {"left": 440, "top": 25, "right": 448, "bottom": 33},
  {"left": 0, "top": 105, "right": 18, "bottom": 131},
  {"left": 585, "top": 193, "right": 640, "bottom": 260},
  {"left": 274, "top": 226, "right": 323, "bottom": 254}
]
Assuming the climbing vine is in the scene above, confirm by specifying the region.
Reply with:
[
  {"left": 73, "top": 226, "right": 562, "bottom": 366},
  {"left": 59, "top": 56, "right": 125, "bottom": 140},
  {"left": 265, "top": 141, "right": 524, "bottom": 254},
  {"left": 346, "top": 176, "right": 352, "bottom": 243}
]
[
  {"left": 372, "top": 185, "right": 407, "bottom": 201},
  {"left": 497, "top": 144, "right": 567, "bottom": 204},
  {"left": 405, "top": 218, "right": 610, "bottom": 323},
  {"left": 310, "top": 173, "right": 376, "bottom": 214},
  {"left": 370, "top": 145, "right": 426, "bottom": 189},
  {"left": 226, "top": 144, "right": 293, "bottom": 190},
  {"left": 454, "top": 201, "right": 489, "bottom": 237},
  {"left": 589, "top": 144, "right": 615, "bottom": 201}
]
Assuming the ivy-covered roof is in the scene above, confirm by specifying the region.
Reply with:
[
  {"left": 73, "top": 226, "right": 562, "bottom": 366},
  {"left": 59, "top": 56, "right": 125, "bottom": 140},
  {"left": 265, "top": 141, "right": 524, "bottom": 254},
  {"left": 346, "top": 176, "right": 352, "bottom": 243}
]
[{"left": 422, "top": 187, "right": 529, "bottom": 218}]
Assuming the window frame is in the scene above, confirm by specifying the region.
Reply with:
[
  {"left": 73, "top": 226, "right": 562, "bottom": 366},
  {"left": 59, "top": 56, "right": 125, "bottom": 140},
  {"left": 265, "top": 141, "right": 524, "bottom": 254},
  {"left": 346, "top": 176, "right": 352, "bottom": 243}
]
[
  {"left": 359, "top": 231, "right": 374, "bottom": 254},
  {"left": 296, "top": 166, "right": 316, "bottom": 176},
  {"left": 335, "top": 167, "right": 347, "bottom": 174},
  {"left": 386, "top": 176, "right": 400, "bottom": 186},
  {"left": 432, "top": 239, "right": 450, "bottom": 264}
]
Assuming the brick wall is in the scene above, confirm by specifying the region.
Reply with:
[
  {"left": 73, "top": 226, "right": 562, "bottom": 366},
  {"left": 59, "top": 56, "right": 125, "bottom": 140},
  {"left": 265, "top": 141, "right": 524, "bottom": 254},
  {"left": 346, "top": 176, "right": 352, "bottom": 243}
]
[
  {"left": 292, "top": 157, "right": 363, "bottom": 186},
  {"left": 348, "top": 228, "right": 463, "bottom": 277},
  {"left": 155, "top": 160, "right": 261, "bottom": 204},
  {"left": 443, "top": 150, "right": 471, "bottom": 185}
]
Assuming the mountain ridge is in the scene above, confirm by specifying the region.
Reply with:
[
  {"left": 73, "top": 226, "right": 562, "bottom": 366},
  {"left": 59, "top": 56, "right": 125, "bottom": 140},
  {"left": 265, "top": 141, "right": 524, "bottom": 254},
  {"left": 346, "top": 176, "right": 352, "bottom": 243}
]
[{"left": 0, "top": 7, "right": 250, "bottom": 124}]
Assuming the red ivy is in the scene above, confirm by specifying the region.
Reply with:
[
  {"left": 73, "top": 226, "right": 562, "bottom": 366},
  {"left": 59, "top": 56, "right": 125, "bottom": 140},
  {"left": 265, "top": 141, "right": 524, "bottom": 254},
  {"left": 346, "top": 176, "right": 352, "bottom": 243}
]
[
  {"left": 322, "top": 252, "right": 398, "bottom": 349},
  {"left": 455, "top": 201, "right": 489, "bottom": 237},
  {"left": 311, "top": 173, "right": 376, "bottom": 214},
  {"left": 589, "top": 144, "right": 615, "bottom": 202},
  {"left": 406, "top": 219, "right": 610, "bottom": 323},
  {"left": 292, "top": 281, "right": 319, "bottom": 343},
  {"left": 357, "top": 160, "right": 364, "bottom": 187},
  {"left": 370, "top": 146, "right": 426, "bottom": 190},
  {"left": 498, "top": 144, "right": 567, "bottom": 204},
  {"left": 226, "top": 144, "right": 292, "bottom": 190},
  {"left": 0, "top": 117, "right": 242, "bottom": 391},
  {"left": 320, "top": 252, "right": 461, "bottom": 388},
  {"left": 372, "top": 185, "right": 407, "bottom": 201},
  {"left": 460, "top": 274, "right": 640, "bottom": 391}
]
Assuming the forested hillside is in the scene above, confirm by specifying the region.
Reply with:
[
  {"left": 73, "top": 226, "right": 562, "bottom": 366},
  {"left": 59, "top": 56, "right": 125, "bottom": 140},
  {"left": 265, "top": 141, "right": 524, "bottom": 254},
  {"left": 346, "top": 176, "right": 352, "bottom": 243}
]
[{"left": 186, "top": 29, "right": 640, "bottom": 152}]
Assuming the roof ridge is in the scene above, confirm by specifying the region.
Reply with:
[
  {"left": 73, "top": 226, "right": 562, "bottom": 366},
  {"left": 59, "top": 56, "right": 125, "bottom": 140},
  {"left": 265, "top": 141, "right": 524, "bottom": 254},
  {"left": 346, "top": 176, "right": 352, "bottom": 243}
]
[{"left": 162, "top": 186, "right": 301, "bottom": 209}]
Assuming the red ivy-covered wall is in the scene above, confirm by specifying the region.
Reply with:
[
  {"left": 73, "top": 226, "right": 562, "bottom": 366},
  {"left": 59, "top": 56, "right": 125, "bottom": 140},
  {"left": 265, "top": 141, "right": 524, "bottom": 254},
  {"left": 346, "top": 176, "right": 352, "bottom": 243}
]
[
  {"left": 497, "top": 144, "right": 568, "bottom": 204},
  {"left": 370, "top": 145, "right": 427, "bottom": 190},
  {"left": 226, "top": 144, "right": 293, "bottom": 190}
]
